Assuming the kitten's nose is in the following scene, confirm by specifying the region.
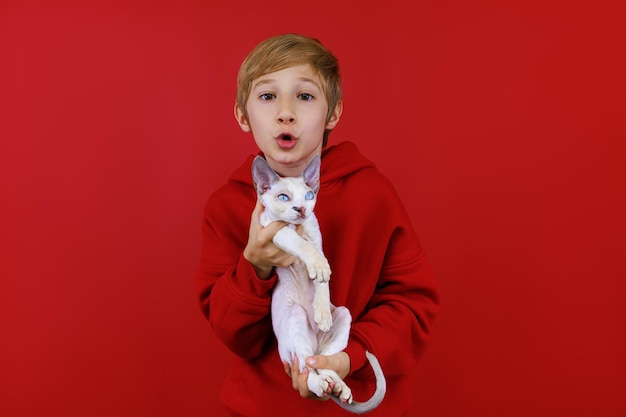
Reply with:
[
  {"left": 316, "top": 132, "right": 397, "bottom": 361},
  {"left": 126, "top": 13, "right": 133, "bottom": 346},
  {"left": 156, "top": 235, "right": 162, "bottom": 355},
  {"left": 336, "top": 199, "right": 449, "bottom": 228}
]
[{"left": 293, "top": 206, "right": 305, "bottom": 216}]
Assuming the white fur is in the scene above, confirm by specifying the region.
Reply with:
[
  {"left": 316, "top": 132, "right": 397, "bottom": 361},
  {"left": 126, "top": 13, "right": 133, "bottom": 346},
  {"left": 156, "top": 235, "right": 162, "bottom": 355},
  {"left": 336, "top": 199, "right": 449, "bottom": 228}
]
[{"left": 252, "top": 155, "right": 386, "bottom": 413}]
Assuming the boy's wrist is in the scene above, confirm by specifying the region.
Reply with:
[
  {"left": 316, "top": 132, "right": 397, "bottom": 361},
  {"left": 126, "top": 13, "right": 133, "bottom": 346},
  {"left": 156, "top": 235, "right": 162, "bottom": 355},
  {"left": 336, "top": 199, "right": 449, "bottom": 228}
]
[
  {"left": 231, "top": 253, "right": 277, "bottom": 298},
  {"left": 337, "top": 351, "right": 350, "bottom": 379},
  {"left": 243, "top": 249, "right": 273, "bottom": 280},
  {"left": 251, "top": 264, "right": 273, "bottom": 280}
]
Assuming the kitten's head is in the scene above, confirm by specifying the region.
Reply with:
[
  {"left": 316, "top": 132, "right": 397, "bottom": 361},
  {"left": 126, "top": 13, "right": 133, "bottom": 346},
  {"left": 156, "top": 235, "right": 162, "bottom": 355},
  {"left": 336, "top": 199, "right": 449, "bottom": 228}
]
[{"left": 252, "top": 155, "right": 321, "bottom": 224}]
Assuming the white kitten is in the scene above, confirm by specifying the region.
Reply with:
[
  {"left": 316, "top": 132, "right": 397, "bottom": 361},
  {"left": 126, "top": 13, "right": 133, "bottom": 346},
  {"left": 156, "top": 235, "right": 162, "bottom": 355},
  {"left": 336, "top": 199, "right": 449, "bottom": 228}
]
[{"left": 252, "top": 155, "right": 386, "bottom": 414}]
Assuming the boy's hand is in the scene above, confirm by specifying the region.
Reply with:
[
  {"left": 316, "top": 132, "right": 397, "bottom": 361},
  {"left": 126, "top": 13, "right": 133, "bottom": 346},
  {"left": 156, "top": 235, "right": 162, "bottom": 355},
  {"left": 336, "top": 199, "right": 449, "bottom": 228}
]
[
  {"left": 283, "top": 352, "right": 351, "bottom": 400},
  {"left": 243, "top": 200, "right": 300, "bottom": 279}
]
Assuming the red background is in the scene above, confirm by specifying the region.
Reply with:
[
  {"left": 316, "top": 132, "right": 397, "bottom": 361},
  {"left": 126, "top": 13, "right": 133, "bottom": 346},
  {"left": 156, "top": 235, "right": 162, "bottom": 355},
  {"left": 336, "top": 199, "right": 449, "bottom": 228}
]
[{"left": 1, "top": 1, "right": 624, "bottom": 416}]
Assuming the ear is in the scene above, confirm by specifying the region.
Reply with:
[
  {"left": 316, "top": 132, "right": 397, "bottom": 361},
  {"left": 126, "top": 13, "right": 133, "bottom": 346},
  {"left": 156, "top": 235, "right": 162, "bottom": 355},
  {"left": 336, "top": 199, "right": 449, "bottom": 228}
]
[
  {"left": 251, "top": 156, "right": 280, "bottom": 196},
  {"left": 302, "top": 155, "right": 321, "bottom": 194},
  {"left": 234, "top": 102, "right": 251, "bottom": 132},
  {"left": 325, "top": 100, "right": 343, "bottom": 130}
]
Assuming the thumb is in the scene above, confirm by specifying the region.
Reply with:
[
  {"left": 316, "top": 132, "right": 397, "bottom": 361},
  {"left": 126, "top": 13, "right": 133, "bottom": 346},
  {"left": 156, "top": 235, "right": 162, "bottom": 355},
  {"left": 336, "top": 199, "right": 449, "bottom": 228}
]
[
  {"left": 251, "top": 199, "right": 264, "bottom": 218},
  {"left": 264, "top": 219, "right": 288, "bottom": 237},
  {"left": 306, "top": 355, "right": 327, "bottom": 369}
]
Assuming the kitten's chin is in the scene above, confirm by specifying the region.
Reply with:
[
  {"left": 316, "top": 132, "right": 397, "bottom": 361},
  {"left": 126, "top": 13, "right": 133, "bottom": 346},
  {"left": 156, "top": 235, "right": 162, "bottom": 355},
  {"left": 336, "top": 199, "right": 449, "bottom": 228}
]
[{"left": 289, "top": 216, "right": 308, "bottom": 225}]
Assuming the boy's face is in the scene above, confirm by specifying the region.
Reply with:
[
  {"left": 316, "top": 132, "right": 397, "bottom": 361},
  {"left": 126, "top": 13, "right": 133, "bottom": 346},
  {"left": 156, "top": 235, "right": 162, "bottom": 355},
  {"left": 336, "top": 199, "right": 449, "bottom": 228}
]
[{"left": 235, "top": 64, "right": 341, "bottom": 177}]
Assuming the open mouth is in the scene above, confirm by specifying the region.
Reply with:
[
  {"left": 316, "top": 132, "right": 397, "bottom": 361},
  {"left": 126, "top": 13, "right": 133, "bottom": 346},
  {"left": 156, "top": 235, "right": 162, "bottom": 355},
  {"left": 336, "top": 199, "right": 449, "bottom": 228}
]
[{"left": 276, "top": 134, "right": 297, "bottom": 149}]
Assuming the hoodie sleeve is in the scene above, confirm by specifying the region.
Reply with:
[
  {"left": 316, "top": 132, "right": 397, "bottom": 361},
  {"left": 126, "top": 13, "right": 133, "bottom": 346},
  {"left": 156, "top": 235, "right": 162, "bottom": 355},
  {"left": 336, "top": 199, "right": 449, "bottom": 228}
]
[
  {"left": 335, "top": 173, "right": 439, "bottom": 380},
  {"left": 348, "top": 223, "right": 439, "bottom": 378},
  {"left": 195, "top": 187, "right": 277, "bottom": 359}
]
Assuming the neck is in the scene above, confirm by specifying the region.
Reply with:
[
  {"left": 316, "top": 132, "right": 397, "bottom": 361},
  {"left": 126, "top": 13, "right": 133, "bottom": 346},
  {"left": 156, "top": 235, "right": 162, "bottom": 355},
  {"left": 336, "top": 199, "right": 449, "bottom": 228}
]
[
  {"left": 265, "top": 151, "right": 323, "bottom": 177},
  {"left": 270, "top": 163, "right": 305, "bottom": 177}
]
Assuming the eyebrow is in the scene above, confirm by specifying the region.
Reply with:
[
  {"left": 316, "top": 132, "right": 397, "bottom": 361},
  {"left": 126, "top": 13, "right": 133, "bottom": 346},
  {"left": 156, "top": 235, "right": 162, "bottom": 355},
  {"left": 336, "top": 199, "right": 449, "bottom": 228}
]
[{"left": 252, "top": 77, "right": 321, "bottom": 90}]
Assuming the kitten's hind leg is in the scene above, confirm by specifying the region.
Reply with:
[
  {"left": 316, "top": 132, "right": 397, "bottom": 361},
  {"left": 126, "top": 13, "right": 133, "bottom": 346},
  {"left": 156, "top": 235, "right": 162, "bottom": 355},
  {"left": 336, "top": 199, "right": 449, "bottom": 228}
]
[
  {"left": 276, "top": 304, "right": 316, "bottom": 371},
  {"left": 313, "top": 282, "right": 333, "bottom": 332},
  {"left": 317, "top": 306, "right": 351, "bottom": 355},
  {"left": 315, "top": 306, "right": 354, "bottom": 403},
  {"left": 304, "top": 307, "right": 353, "bottom": 399}
]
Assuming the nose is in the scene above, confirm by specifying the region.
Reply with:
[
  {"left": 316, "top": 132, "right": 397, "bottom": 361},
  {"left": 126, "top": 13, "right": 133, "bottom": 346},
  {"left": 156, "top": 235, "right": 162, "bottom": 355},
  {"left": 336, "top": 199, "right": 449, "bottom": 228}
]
[
  {"left": 277, "top": 99, "right": 296, "bottom": 124},
  {"left": 293, "top": 206, "right": 306, "bottom": 216}
]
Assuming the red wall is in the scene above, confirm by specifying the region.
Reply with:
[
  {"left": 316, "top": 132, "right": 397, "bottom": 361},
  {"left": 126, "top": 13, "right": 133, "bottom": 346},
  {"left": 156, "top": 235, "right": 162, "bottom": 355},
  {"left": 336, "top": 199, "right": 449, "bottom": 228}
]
[{"left": 1, "top": 1, "right": 624, "bottom": 416}]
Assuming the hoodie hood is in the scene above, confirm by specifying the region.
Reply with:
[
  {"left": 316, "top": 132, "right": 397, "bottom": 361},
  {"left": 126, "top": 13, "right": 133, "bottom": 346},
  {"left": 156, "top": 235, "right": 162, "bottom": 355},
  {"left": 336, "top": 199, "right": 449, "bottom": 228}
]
[{"left": 227, "top": 141, "right": 376, "bottom": 186}]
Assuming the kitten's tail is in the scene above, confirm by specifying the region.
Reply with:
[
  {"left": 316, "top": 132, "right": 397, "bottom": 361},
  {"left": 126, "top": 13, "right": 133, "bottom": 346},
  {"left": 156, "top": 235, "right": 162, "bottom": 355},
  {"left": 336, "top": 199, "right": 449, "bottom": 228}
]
[{"left": 332, "top": 350, "right": 386, "bottom": 414}]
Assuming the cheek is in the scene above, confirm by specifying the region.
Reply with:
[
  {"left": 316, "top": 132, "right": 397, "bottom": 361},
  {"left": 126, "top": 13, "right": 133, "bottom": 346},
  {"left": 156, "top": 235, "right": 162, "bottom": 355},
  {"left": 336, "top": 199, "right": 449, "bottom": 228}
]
[
  {"left": 246, "top": 102, "right": 268, "bottom": 127},
  {"left": 306, "top": 113, "right": 329, "bottom": 133}
]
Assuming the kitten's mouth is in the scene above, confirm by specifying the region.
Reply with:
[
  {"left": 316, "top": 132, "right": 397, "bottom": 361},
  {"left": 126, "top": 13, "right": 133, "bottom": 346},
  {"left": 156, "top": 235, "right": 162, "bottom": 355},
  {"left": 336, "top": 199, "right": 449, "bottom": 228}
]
[{"left": 276, "top": 134, "right": 297, "bottom": 149}]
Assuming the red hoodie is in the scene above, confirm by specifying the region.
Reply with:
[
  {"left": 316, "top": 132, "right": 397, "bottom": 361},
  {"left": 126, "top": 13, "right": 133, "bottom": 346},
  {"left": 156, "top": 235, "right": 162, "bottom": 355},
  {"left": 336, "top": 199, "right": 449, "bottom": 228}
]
[{"left": 195, "top": 141, "right": 439, "bottom": 417}]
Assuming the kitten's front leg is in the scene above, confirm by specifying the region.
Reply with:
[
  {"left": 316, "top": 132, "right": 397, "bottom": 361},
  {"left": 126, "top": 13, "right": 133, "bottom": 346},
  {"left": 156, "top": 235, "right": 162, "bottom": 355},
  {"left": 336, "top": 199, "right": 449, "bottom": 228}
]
[
  {"left": 273, "top": 227, "right": 331, "bottom": 282},
  {"left": 305, "top": 250, "right": 331, "bottom": 283}
]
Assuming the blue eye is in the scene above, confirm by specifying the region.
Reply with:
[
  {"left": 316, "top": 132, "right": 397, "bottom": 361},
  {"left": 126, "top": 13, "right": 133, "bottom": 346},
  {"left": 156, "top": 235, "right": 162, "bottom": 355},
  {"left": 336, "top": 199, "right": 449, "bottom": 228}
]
[
  {"left": 305, "top": 191, "right": 314, "bottom": 200},
  {"left": 278, "top": 194, "right": 289, "bottom": 202}
]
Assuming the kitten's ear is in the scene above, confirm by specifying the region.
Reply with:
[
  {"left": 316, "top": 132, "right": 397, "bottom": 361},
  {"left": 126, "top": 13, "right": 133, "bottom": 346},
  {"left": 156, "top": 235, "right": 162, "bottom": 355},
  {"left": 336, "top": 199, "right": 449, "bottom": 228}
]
[
  {"left": 251, "top": 156, "right": 280, "bottom": 196},
  {"left": 303, "top": 155, "right": 321, "bottom": 194}
]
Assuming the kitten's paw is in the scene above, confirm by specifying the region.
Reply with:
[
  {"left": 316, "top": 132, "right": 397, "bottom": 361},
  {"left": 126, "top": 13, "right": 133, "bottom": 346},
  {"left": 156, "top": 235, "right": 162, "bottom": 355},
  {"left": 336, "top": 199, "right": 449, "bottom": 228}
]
[
  {"left": 333, "top": 380, "right": 353, "bottom": 404},
  {"left": 317, "top": 263, "right": 331, "bottom": 283},
  {"left": 307, "top": 372, "right": 329, "bottom": 398},
  {"left": 313, "top": 297, "right": 332, "bottom": 331},
  {"left": 317, "top": 370, "right": 353, "bottom": 404},
  {"left": 306, "top": 255, "right": 331, "bottom": 283}
]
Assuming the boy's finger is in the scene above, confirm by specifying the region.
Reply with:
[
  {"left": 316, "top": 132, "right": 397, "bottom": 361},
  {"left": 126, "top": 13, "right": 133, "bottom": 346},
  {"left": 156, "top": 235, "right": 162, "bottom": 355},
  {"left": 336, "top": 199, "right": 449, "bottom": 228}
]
[
  {"left": 291, "top": 357, "right": 301, "bottom": 390},
  {"left": 264, "top": 219, "right": 288, "bottom": 234},
  {"left": 296, "top": 368, "right": 309, "bottom": 397},
  {"left": 249, "top": 200, "right": 263, "bottom": 225},
  {"left": 307, "top": 352, "right": 349, "bottom": 380},
  {"left": 289, "top": 357, "right": 310, "bottom": 397},
  {"left": 306, "top": 355, "right": 327, "bottom": 369}
]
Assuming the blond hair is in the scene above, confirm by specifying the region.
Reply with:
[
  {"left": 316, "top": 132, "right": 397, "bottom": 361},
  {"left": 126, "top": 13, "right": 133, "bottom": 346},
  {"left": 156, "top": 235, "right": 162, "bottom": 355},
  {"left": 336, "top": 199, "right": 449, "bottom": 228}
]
[{"left": 236, "top": 34, "right": 342, "bottom": 147}]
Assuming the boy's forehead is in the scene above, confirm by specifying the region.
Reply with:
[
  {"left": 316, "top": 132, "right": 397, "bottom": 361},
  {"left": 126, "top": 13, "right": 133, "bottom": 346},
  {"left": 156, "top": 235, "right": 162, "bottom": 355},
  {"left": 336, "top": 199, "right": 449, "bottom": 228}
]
[{"left": 252, "top": 64, "right": 322, "bottom": 88}]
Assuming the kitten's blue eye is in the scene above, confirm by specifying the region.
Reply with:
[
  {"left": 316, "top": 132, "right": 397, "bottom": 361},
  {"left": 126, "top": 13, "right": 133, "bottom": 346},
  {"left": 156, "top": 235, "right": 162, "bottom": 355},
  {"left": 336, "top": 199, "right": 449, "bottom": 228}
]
[
  {"left": 278, "top": 194, "right": 289, "bottom": 202},
  {"left": 305, "top": 191, "right": 314, "bottom": 200}
]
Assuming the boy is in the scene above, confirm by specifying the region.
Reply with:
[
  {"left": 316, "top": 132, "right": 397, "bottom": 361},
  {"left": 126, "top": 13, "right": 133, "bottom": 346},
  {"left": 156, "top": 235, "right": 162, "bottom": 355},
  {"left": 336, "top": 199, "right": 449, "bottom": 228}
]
[{"left": 195, "top": 33, "right": 439, "bottom": 416}]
